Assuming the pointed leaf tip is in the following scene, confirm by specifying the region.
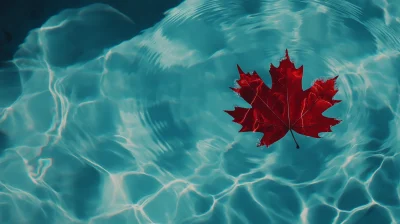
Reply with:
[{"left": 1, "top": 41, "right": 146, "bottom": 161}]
[
  {"left": 230, "top": 87, "right": 240, "bottom": 93},
  {"left": 285, "top": 49, "right": 289, "bottom": 59},
  {"left": 237, "top": 64, "right": 244, "bottom": 74}
]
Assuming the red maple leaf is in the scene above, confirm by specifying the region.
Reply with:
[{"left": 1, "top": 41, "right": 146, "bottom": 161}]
[{"left": 225, "top": 50, "right": 341, "bottom": 148}]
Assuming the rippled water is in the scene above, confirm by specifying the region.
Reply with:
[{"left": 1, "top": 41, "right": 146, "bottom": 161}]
[{"left": 0, "top": 0, "right": 399, "bottom": 223}]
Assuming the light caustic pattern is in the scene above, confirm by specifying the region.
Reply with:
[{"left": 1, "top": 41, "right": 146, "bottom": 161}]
[{"left": 0, "top": 0, "right": 400, "bottom": 223}]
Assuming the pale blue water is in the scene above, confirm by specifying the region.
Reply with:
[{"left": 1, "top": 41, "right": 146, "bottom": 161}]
[{"left": 0, "top": 1, "right": 400, "bottom": 223}]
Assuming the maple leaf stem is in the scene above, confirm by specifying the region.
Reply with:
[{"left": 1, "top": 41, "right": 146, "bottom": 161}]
[{"left": 289, "top": 129, "right": 300, "bottom": 149}]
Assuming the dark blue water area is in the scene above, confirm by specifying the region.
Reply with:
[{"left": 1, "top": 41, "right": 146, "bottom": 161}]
[{"left": 0, "top": 0, "right": 400, "bottom": 224}]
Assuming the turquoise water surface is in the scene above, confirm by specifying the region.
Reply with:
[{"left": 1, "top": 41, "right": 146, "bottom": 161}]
[{"left": 0, "top": 0, "right": 400, "bottom": 223}]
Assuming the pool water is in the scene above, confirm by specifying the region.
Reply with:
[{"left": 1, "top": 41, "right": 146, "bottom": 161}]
[{"left": 0, "top": 0, "right": 400, "bottom": 223}]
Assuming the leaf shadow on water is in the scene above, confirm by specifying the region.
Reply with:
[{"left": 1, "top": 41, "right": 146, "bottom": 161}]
[
  {"left": 38, "top": 116, "right": 121, "bottom": 221},
  {"left": 146, "top": 102, "right": 196, "bottom": 176},
  {"left": 218, "top": 142, "right": 305, "bottom": 223},
  {"left": 364, "top": 106, "right": 394, "bottom": 153},
  {"left": 274, "top": 138, "right": 341, "bottom": 183},
  {"left": 70, "top": 163, "right": 101, "bottom": 220},
  {"left": 229, "top": 186, "right": 274, "bottom": 223},
  {"left": 222, "top": 142, "right": 267, "bottom": 177},
  {"left": 0, "top": 131, "right": 8, "bottom": 156},
  {"left": 41, "top": 146, "right": 102, "bottom": 221}
]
